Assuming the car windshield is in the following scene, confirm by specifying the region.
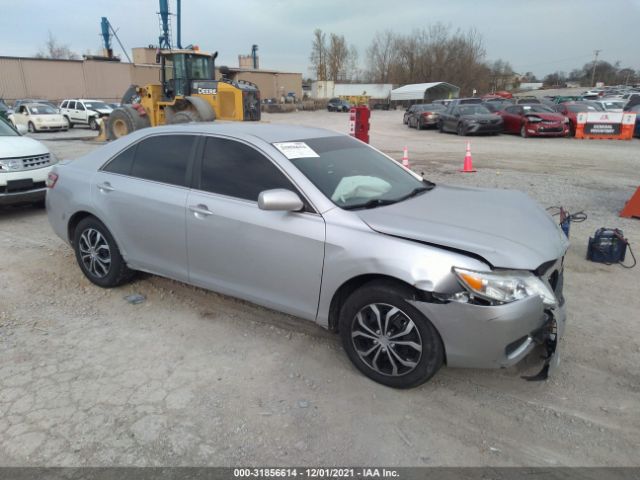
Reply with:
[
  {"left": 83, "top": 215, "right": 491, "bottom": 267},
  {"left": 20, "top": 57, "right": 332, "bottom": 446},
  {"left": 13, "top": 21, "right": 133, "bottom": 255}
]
[
  {"left": 459, "top": 105, "right": 490, "bottom": 115},
  {"left": 0, "top": 118, "right": 18, "bottom": 137},
  {"left": 84, "top": 102, "right": 108, "bottom": 110},
  {"left": 282, "top": 136, "right": 433, "bottom": 210},
  {"left": 567, "top": 104, "right": 599, "bottom": 113},
  {"left": 522, "top": 105, "right": 554, "bottom": 113},
  {"left": 29, "top": 105, "right": 57, "bottom": 115},
  {"left": 602, "top": 102, "right": 624, "bottom": 109}
]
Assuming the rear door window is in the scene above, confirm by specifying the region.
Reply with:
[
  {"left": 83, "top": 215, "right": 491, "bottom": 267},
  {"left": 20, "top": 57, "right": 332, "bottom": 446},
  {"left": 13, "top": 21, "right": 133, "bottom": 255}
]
[
  {"left": 129, "top": 135, "right": 196, "bottom": 187},
  {"left": 68, "top": 101, "right": 76, "bottom": 110}
]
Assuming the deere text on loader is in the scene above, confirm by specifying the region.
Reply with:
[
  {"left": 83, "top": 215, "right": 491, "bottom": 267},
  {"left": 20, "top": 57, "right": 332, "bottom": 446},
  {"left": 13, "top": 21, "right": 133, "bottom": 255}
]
[{"left": 106, "top": 48, "right": 260, "bottom": 140}]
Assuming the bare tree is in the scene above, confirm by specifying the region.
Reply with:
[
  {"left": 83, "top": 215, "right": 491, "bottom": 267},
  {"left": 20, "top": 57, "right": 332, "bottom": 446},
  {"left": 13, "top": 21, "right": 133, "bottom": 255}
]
[
  {"left": 327, "top": 34, "right": 350, "bottom": 82},
  {"left": 309, "top": 29, "right": 328, "bottom": 81},
  {"left": 363, "top": 25, "right": 491, "bottom": 94},
  {"left": 365, "top": 30, "right": 397, "bottom": 83},
  {"left": 35, "top": 31, "right": 79, "bottom": 60}
]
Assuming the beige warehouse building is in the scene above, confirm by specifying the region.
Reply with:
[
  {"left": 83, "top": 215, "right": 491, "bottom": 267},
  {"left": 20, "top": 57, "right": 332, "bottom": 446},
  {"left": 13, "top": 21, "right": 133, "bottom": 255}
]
[{"left": 0, "top": 52, "right": 302, "bottom": 104}]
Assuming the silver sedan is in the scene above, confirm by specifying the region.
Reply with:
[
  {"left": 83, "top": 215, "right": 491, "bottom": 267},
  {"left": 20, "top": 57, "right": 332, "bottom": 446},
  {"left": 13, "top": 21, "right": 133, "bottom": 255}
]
[{"left": 46, "top": 124, "right": 568, "bottom": 388}]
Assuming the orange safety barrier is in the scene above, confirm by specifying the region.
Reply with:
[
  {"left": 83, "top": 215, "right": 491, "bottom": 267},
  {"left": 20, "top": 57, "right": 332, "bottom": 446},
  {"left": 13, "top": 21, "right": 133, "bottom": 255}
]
[{"left": 575, "top": 112, "right": 636, "bottom": 140}]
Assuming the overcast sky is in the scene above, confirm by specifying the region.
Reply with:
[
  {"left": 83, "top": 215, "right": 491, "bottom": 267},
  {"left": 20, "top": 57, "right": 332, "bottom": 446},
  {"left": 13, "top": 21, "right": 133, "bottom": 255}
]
[{"left": 2, "top": 0, "right": 639, "bottom": 78}]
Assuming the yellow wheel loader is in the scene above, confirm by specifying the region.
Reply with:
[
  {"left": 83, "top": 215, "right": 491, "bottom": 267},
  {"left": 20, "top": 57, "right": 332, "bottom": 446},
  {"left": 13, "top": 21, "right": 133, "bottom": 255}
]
[{"left": 107, "top": 48, "right": 260, "bottom": 140}]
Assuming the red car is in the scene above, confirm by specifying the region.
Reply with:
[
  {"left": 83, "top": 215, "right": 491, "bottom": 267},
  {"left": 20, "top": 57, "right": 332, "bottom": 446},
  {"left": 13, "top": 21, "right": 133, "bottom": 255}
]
[
  {"left": 499, "top": 104, "right": 569, "bottom": 137},
  {"left": 555, "top": 102, "right": 603, "bottom": 137}
]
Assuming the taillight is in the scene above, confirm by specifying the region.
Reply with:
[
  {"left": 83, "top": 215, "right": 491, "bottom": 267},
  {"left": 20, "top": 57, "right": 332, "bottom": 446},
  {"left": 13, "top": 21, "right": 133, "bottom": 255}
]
[
  {"left": 422, "top": 111, "right": 434, "bottom": 117},
  {"left": 46, "top": 172, "right": 58, "bottom": 188}
]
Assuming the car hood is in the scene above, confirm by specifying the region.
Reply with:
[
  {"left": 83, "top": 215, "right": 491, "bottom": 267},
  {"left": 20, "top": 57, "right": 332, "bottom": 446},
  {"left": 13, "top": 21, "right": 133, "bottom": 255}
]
[
  {"left": 0, "top": 136, "right": 49, "bottom": 158},
  {"left": 33, "top": 114, "right": 65, "bottom": 122},
  {"left": 356, "top": 185, "right": 569, "bottom": 270},
  {"left": 525, "top": 113, "right": 565, "bottom": 121},
  {"left": 461, "top": 114, "right": 501, "bottom": 121}
]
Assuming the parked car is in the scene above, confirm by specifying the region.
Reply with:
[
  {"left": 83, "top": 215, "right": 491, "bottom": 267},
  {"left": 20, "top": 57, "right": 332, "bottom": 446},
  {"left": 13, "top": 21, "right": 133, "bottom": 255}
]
[
  {"left": 432, "top": 99, "right": 453, "bottom": 107},
  {"left": 438, "top": 104, "right": 503, "bottom": 135},
  {"left": 0, "top": 116, "right": 58, "bottom": 206},
  {"left": 442, "top": 97, "right": 483, "bottom": 112},
  {"left": 10, "top": 103, "right": 69, "bottom": 133},
  {"left": 46, "top": 124, "right": 567, "bottom": 388},
  {"left": 514, "top": 97, "right": 541, "bottom": 105},
  {"left": 0, "top": 100, "right": 13, "bottom": 122},
  {"left": 403, "top": 104, "right": 420, "bottom": 124},
  {"left": 498, "top": 104, "right": 569, "bottom": 138},
  {"left": 556, "top": 102, "right": 604, "bottom": 136},
  {"left": 59, "top": 99, "right": 113, "bottom": 130},
  {"left": 13, "top": 99, "right": 60, "bottom": 112},
  {"left": 482, "top": 100, "right": 513, "bottom": 113},
  {"left": 371, "top": 102, "right": 391, "bottom": 110},
  {"left": 406, "top": 103, "right": 446, "bottom": 129},
  {"left": 327, "top": 98, "right": 350, "bottom": 112},
  {"left": 593, "top": 100, "right": 625, "bottom": 112}
]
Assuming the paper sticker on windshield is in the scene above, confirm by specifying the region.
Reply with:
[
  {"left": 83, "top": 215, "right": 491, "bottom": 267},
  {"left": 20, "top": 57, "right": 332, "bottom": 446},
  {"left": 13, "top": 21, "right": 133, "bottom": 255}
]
[{"left": 273, "top": 142, "right": 319, "bottom": 159}]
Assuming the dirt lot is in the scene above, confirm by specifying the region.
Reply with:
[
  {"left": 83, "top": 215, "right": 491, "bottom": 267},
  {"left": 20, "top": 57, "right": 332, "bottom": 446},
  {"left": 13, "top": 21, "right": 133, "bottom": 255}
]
[{"left": 1, "top": 111, "right": 639, "bottom": 466}]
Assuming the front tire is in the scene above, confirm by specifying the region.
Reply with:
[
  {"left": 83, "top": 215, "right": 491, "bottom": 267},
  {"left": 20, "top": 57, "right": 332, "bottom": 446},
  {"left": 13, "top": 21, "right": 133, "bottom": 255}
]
[
  {"left": 89, "top": 117, "right": 99, "bottom": 131},
  {"left": 73, "top": 217, "right": 134, "bottom": 288},
  {"left": 339, "top": 281, "right": 444, "bottom": 389},
  {"left": 457, "top": 123, "right": 466, "bottom": 136},
  {"left": 28, "top": 122, "right": 36, "bottom": 133},
  {"left": 520, "top": 124, "right": 528, "bottom": 138}
]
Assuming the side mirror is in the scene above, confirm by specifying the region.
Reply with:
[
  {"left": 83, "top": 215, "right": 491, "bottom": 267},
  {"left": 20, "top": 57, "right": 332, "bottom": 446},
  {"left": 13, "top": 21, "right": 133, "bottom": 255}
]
[
  {"left": 258, "top": 189, "right": 304, "bottom": 212},
  {"left": 16, "top": 124, "right": 28, "bottom": 135}
]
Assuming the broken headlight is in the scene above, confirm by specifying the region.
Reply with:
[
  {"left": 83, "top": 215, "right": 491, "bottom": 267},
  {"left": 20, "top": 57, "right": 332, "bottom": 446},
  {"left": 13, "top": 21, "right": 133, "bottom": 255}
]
[{"left": 452, "top": 267, "right": 557, "bottom": 306}]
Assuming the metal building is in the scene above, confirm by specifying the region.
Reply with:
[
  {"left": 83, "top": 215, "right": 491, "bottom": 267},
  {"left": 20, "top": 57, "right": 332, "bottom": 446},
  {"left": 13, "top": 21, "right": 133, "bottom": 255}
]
[{"left": 390, "top": 82, "right": 460, "bottom": 104}]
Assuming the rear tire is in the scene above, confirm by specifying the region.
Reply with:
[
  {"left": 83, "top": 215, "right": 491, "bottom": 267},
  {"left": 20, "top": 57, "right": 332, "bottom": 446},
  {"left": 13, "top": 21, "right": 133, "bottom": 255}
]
[
  {"left": 338, "top": 280, "right": 444, "bottom": 389},
  {"left": 72, "top": 217, "right": 134, "bottom": 288},
  {"left": 64, "top": 116, "right": 73, "bottom": 129}
]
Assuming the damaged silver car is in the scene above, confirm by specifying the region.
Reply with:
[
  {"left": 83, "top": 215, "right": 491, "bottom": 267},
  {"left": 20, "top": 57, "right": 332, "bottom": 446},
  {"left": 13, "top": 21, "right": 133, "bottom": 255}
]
[{"left": 46, "top": 124, "right": 568, "bottom": 388}]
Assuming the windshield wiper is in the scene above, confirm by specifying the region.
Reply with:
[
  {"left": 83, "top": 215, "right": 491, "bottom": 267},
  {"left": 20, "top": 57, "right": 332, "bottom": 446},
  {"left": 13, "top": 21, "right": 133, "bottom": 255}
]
[{"left": 342, "top": 198, "right": 399, "bottom": 210}]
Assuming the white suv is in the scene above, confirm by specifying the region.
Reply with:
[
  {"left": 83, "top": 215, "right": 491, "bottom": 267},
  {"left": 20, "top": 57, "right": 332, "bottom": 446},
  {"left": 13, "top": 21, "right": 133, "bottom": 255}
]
[
  {"left": 59, "top": 99, "right": 113, "bottom": 130},
  {"left": 0, "top": 118, "right": 58, "bottom": 206}
]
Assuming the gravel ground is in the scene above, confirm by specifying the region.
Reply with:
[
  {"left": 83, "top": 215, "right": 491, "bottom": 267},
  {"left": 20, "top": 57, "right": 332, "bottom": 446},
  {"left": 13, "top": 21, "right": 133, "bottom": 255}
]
[{"left": 0, "top": 111, "right": 639, "bottom": 466}]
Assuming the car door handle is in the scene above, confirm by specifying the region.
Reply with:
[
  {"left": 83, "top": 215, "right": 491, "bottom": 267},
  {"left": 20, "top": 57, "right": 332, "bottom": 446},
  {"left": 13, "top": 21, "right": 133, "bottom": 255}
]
[
  {"left": 189, "top": 204, "right": 213, "bottom": 217},
  {"left": 98, "top": 182, "right": 114, "bottom": 192}
]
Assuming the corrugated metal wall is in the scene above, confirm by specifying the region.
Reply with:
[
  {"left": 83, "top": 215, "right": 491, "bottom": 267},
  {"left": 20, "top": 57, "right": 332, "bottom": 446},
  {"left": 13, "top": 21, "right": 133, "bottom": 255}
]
[{"left": 0, "top": 57, "right": 161, "bottom": 103}]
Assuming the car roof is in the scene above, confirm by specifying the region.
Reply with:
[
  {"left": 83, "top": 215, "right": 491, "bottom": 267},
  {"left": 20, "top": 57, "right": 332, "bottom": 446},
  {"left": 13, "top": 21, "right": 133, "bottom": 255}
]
[{"left": 138, "top": 122, "right": 343, "bottom": 143}]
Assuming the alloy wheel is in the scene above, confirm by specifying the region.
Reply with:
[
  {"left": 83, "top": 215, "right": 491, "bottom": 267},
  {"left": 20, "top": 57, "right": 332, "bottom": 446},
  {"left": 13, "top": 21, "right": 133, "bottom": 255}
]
[
  {"left": 351, "top": 303, "right": 423, "bottom": 377},
  {"left": 78, "top": 228, "right": 111, "bottom": 278}
]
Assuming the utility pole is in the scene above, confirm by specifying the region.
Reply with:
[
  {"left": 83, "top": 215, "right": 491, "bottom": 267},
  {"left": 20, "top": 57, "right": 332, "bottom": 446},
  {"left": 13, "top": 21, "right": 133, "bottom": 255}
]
[{"left": 590, "top": 49, "right": 601, "bottom": 87}]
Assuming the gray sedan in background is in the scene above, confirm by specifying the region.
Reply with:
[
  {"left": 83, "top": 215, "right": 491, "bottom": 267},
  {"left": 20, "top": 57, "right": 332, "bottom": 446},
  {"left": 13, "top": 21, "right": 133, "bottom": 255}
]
[{"left": 46, "top": 124, "right": 568, "bottom": 388}]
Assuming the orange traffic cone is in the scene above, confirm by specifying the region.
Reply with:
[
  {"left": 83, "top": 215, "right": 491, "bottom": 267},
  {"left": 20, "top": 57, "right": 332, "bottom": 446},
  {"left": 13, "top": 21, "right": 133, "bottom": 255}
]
[
  {"left": 460, "top": 141, "right": 476, "bottom": 173},
  {"left": 620, "top": 187, "right": 640, "bottom": 218},
  {"left": 401, "top": 146, "right": 410, "bottom": 169}
]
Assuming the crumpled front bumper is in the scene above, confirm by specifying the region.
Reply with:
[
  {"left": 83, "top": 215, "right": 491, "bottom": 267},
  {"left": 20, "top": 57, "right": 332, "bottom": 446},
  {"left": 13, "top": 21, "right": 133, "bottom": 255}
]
[{"left": 409, "top": 295, "right": 565, "bottom": 372}]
